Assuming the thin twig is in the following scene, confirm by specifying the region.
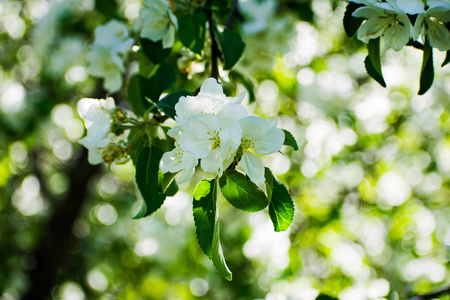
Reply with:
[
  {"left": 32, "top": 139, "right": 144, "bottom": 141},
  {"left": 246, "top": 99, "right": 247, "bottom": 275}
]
[
  {"left": 407, "top": 39, "right": 424, "bottom": 50},
  {"left": 207, "top": 3, "right": 220, "bottom": 80},
  {"left": 226, "top": 0, "right": 239, "bottom": 29}
]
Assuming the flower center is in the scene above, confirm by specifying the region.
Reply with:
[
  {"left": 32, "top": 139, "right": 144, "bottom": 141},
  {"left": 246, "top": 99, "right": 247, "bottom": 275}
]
[
  {"left": 241, "top": 135, "right": 256, "bottom": 152},
  {"left": 207, "top": 130, "right": 220, "bottom": 149},
  {"left": 154, "top": 17, "right": 169, "bottom": 30}
]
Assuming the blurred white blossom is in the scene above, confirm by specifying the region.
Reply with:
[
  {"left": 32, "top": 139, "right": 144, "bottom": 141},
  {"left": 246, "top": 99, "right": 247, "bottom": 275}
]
[
  {"left": 87, "top": 20, "right": 134, "bottom": 93},
  {"left": 352, "top": 1, "right": 412, "bottom": 51},
  {"left": 136, "top": 0, "right": 177, "bottom": 48}
]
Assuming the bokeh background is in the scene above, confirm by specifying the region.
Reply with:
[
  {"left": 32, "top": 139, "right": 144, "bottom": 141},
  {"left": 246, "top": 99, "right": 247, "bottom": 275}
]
[{"left": 0, "top": 0, "right": 449, "bottom": 299}]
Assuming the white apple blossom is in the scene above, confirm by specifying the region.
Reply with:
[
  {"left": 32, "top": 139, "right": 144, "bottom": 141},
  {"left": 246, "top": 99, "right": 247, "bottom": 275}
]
[
  {"left": 136, "top": 0, "right": 178, "bottom": 49},
  {"left": 87, "top": 20, "right": 134, "bottom": 93},
  {"left": 160, "top": 127, "right": 198, "bottom": 183},
  {"left": 353, "top": 1, "right": 412, "bottom": 51},
  {"left": 77, "top": 97, "right": 119, "bottom": 165},
  {"left": 79, "top": 135, "right": 111, "bottom": 165},
  {"left": 92, "top": 20, "right": 135, "bottom": 54},
  {"left": 178, "top": 105, "right": 247, "bottom": 176},
  {"left": 87, "top": 48, "right": 125, "bottom": 94},
  {"left": 413, "top": 3, "right": 450, "bottom": 51},
  {"left": 238, "top": 0, "right": 276, "bottom": 35},
  {"left": 238, "top": 116, "right": 285, "bottom": 183},
  {"left": 77, "top": 97, "right": 115, "bottom": 142},
  {"left": 160, "top": 78, "right": 286, "bottom": 184}
]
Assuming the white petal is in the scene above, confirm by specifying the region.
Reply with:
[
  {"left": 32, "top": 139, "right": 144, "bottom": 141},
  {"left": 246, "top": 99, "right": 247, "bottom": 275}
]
[
  {"left": 167, "top": 126, "right": 181, "bottom": 140},
  {"left": 199, "top": 78, "right": 226, "bottom": 99},
  {"left": 384, "top": 22, "right": 411, "bottom": 51},
  {"left": 178, "top": 167, "right": 195, "bottom": 183},
  {"left": 254, "top": 124, "right": 285, "bottom": 155},
  {"left": 216, "top": 104, "right": 248, "bottom": 128},
  {"left": 200, "top": 148, "right": 221, "bottom": 174},
  {"left": 412, "top": 13, "right": 425, "bottom": 40},
  {"left": 77, "top": 98, "right": 96, "bottom": 122},
  {"left": 240, "top": 116, "right": 269, "bottom": 139},
  {"left": 376, "top": 2, "right": 396, "bottom": 11},
  {"left": 140, "top": 14, "right": 167, "bottom": 41},
  {"left": 169, "top": 10, "right": 178, "bottom": 28},
  {"left": 427, "top": 22, "right": 450, "bottom": 51},
  {"left": 352, "top": 6, "right": 383, "bottom": 19},
  {"left": 77, "top": 98, "right": 113, "bottom": 140},
  {"left": 219, "top": 124, "right": 243, "bottom": 155},
  {"left": 225, "top": 91, "right": 245, "bottom": 104},
  {"left": 144, "top": 0, "right": 168, "bottom": 12},
  {"left": 241, "top": 152, "right": 265, "bottom": 183},
  {"left": 179, "top": 129, "right": 212, "bottom": 158},
  {"left": 216, "top": 124, "right": 243, "bottom": 174},
  {"left": 80, "top": 137, "right": 110, "bottom": 165},
  {"left": 427, "top": 5, "right": 450, "bottom": 22},
  {"left": 160, "top": 148, "right": 198, "bottom": 175},
  {"left": 396, "top": 0, "right": 425, "bottom": 14},
  {"left": 356, "top": 18, "right": 386, "bottom": 43},
  {"left": 103, "top": 69, "right": 122, "bottom": 94},
  {"left": 162, "top": 24, "right": 175, "bottom": 48},
  {"left": 179, "top": 114, "right": 219, "bottom": 158},
  {"left": 174, "top": 95, "right": 217, "bottom": 120}
]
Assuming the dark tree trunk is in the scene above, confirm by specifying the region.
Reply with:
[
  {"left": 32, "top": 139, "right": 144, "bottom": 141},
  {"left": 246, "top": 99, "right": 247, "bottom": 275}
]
[{"left": 22, "top": 149, "right": 100, "bottom": 300}]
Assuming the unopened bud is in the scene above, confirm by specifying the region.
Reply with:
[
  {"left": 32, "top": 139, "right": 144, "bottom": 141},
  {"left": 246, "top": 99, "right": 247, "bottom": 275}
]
[{"left": 116, "top": 108, "right": 125, "bottom": 121}]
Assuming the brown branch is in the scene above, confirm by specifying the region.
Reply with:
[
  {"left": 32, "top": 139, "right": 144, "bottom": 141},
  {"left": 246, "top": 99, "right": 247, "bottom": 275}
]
[
  {"left": 207, "top": 3, "right": 220, "bottom": 80},
  {"left": 21, "top": 149, "right": 101, "bottom": 300}
]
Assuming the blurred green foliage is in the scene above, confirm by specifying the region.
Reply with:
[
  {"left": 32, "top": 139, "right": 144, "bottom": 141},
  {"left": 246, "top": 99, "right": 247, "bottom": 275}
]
[{"left": 0, "top": 0, "right": 449, "bottom": 299}]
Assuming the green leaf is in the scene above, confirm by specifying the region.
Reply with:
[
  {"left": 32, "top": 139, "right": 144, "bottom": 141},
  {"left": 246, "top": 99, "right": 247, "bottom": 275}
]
[
  {"left": 214, "top": 26, "right": 246, "bottom": 70},
  {"left": 206, "top": 0, "right": 230, "bottom": 17},
  {"left": 156, "top": 91, "right": 192, "bottom": 119},
  {"left": 264, "top": 168, "right": 295, "bottom": 232},
  {"left": 146, "top": 62, "right": 177, "bottom": 102},
  {"left": 127, "top": 63, "right": 176, "bottom": 116},
  {"left": 193, "top": 179, "right": 232, "bottom": 280},
  {"left": 365, "top": 38, "right": 386, "bottom": 87},
  {"left": 316, "top": 295, "right": 339, "bottom": 300},
  {"left": 165, "top": 179, "right": 179, "bottom": 197},
  {"left": 442, "top": 51, "right": 450, "bottom": 67},
  {"left": 159, "top": 171, "right": 178, "bottom": 196},
  {"left": 178, "top": 10, "right": 206, "bottom": 54},
  {"left": 219, "top": 170, "right": 268, "bottom": 212},
  {"left": 133, "top": 147, "right": 166, "bottom": 219},
  {"left": 282, "top": 129, "right": 299, "bottom": 151},
  {"left": 127, "top": 128, "right": 146, "bottom": 165},
  {"left": 229, "top": 70, "right": 256, "bottom": 103},
  {"left": 127, "top": 74, "right": 152, "bottom": 117},
  {"left": 95, "top": 0, "right": 117, "bottom": 19},
  {"left": 418, "top": 39, "right": 434, "bottom": 95},
  {"left": 343, "top": 2, "right": 364, "bottom": 38},
  {"left": 140, "top": 38, "right": 172, "bottom": 64}
]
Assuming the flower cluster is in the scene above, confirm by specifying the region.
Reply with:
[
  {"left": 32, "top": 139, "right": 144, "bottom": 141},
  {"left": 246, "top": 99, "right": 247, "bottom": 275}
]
[
  {"left": 77, "top": 97, "right": 129, "bottom": 165},
  {"left": 160, "top": 78, "right": 285, "bottom": 184},
  {"left": 350, "top": 0, "right": 450, "bottom": 51},
  {"left": 135, "top": 0, "right": 178, "bottom": 49},
  {"left": 87, "top": 20, "right": 134, "bottom": 93}
]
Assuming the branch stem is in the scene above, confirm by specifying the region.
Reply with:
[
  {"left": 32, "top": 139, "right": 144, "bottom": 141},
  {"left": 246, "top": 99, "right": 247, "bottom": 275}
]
[
  {"left": 207, "top": 4, "right": 220, "bottom": 80},
  {"left": 226, "top": 0, "right": 239, "bottom": 29}
]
